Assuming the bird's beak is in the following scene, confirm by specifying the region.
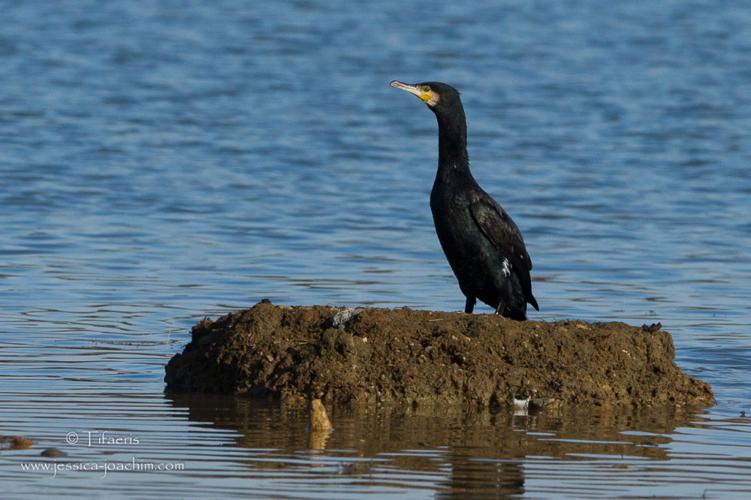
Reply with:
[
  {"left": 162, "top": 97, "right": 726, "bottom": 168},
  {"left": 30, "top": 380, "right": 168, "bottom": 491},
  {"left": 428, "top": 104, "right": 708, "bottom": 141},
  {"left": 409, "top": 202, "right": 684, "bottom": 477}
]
[{"left": 390, "top": 80, "right": 436, "bottom": 105}]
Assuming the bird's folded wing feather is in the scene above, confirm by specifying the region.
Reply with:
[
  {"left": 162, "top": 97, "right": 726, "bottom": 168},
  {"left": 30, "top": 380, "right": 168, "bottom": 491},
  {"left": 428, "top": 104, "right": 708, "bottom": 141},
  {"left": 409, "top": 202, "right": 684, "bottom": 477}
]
[{"left": 469, "top": 195, "right": 534, "bottom": 294}]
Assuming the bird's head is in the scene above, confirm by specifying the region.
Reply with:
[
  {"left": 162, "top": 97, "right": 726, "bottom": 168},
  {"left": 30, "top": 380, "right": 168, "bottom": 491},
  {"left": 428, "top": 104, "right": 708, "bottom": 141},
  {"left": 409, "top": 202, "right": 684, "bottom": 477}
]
[{"left": 390, "top": 80, "right": 462, "bottom": 117}]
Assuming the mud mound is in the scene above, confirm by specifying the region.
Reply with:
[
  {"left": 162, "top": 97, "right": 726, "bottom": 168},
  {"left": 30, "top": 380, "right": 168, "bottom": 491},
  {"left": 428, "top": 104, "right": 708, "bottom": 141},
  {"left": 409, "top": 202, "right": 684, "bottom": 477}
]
[{"left": 164, "top": 301, "right": 713, "bottom": 410}]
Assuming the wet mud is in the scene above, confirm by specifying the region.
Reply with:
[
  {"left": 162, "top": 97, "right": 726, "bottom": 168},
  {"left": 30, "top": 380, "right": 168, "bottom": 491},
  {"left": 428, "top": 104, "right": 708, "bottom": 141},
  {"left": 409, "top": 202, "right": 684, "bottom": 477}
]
[{"left": 165, "top": 301, "right": 714, "bottom": 410}]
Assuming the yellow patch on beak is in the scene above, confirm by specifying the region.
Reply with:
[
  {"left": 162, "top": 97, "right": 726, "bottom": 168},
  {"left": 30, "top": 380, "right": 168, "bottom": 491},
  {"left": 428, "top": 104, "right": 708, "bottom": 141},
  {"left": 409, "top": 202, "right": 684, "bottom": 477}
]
[{"left": 419, "top": 91, "right": 433, "bottom": 103}]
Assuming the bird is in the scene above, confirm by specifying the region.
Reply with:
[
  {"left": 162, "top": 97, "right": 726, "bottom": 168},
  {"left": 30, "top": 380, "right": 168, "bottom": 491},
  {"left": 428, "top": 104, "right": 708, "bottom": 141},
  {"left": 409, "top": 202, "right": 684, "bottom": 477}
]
[{"left": 390, "top": 80, "right": 539, "bottom": 320}]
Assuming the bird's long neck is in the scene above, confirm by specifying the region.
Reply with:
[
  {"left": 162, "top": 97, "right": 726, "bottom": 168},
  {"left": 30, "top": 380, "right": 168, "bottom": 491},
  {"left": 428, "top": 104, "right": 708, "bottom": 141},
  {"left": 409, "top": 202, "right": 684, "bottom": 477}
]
[{"left": 435, "top": 109, "right": 471, "bottom": 184}]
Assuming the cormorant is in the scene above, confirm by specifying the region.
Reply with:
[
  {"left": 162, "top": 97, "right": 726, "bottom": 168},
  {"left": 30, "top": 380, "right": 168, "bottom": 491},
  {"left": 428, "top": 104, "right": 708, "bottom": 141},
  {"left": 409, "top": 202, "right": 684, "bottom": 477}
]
[{"left": 390, "top": 80, "right": 539, "bottom": 320}]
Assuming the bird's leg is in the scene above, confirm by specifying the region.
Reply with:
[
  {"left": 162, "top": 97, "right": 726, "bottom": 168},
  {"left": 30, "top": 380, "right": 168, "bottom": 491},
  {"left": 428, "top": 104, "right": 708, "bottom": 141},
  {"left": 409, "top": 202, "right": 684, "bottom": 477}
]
[
  {"left": 495, "top": 301, "right": 506, "bottom": 317},
  {"left": 464, "top": 296, "right": 476, "bottom": 314}
]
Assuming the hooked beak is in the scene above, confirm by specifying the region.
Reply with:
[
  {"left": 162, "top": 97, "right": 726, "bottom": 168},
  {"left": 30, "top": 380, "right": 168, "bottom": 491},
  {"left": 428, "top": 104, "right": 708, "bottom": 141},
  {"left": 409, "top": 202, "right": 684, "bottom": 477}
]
[
  {"left": 390, "top": 80, "right": 422, "bottom": 97},
  {"left": 390, "top": 80, "right": 438, "bottom": 106}
]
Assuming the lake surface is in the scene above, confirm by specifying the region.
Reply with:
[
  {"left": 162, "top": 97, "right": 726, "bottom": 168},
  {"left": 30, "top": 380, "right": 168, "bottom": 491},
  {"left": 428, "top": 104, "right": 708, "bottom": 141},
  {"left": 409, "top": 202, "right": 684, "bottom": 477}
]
[{"left": 1, "top": 0, "right": 750, "bottom": 497}]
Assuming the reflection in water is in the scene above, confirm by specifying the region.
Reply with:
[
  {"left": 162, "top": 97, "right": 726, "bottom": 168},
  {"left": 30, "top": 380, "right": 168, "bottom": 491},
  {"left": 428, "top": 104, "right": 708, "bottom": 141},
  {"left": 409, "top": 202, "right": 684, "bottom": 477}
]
[{"left": 167, "top": 394, "right": 700, "bottom": 498}]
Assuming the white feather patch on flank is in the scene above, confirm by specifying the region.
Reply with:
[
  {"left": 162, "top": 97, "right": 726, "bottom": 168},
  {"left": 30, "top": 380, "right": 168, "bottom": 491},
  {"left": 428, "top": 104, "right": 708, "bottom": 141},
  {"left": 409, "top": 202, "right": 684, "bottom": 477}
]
[{"left": 502, "top": 258, "right": 511, "bottom": 277}]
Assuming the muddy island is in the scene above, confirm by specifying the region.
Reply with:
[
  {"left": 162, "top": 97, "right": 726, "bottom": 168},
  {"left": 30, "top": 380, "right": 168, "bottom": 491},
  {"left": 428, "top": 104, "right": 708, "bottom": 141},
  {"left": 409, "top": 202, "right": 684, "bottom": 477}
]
[{"left": 165, "top": 301, "right": 713, "bottom": 410}]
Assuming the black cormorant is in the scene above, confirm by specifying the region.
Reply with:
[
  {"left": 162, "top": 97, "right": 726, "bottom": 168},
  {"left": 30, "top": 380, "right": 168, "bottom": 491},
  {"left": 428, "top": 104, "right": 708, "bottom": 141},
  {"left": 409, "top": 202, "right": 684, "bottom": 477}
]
[{"left": 390, "top": 80, "right": 539, "bottom": 320}]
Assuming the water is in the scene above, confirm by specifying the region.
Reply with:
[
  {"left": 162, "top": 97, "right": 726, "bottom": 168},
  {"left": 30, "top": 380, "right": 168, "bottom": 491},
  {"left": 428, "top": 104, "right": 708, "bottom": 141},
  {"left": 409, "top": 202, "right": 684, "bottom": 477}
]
[{"left": 1, "top": 0, "right": 750, "bottom": 497}]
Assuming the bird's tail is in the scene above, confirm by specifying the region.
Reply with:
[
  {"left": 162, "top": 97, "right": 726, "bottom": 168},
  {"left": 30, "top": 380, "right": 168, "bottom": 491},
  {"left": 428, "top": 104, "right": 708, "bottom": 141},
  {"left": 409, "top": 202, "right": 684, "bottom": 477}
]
[{"left": 528, "top": 293, "right": 539, "bottom": 311}]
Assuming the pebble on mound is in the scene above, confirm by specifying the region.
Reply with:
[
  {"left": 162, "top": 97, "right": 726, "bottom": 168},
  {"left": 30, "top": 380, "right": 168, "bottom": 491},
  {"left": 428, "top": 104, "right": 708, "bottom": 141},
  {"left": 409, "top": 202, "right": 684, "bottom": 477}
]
[{"left": 164, "top": 301, "right": 714, "bottom": 410}]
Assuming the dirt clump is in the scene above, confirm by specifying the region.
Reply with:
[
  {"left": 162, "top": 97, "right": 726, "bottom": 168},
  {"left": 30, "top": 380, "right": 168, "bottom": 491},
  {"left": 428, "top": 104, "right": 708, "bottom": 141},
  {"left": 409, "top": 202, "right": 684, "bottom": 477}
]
[
  {"left": 164, "top": 301, "right": 714, "bottom": 410},
  {"left": 0, "top": 435, "right": 33, "bottom": 450}
]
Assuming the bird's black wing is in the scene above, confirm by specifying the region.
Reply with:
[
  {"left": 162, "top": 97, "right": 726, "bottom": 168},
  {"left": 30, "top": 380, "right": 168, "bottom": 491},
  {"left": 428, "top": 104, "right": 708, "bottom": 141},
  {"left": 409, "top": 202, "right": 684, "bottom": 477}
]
[{"left": 469, "top": 193, "right": 539, "bottom": 310}]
